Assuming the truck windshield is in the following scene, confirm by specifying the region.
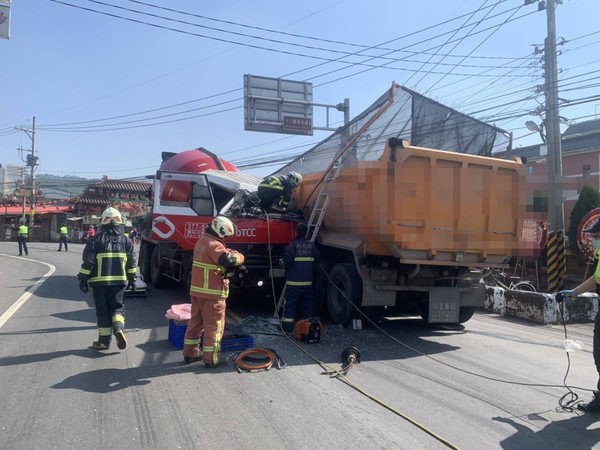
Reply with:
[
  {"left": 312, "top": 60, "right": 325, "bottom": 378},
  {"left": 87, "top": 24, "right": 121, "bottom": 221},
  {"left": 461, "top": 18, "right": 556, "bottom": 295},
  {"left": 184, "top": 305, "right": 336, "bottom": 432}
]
[
  {"left": 158, "top": 179, "right": 215, "bottom": 216},
  {"left": 191, "top": 182, "right": 214, "bottom": 216}
]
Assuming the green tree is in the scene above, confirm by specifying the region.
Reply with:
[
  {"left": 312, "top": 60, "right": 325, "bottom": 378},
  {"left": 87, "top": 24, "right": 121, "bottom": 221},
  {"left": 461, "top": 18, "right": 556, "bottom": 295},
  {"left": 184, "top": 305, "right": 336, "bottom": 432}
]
[{"left": 567, "top": 183, "right": 600, "bottom": 256}]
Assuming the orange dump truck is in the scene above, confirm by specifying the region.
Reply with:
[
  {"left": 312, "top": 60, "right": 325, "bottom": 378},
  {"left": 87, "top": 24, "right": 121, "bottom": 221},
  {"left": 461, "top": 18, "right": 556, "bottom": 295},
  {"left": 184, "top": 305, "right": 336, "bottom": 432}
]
[{"left": 280, "top": 84, "right": 529, "bottom": 325}]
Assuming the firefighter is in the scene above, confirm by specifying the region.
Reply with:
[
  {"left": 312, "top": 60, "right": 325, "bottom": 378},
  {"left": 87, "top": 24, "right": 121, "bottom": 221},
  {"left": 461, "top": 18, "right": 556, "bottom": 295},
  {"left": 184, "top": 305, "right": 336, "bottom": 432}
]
[
  {"left": 57, "top": 223, "right": 68, "bottom": 251},
  {"left": 17, "top": 220, "right": 28, "bottom": 256},
  {"left": 257, "top": 171, "right": 302, "bottom": 212},
  {"left": 557, "top": 218, "right": 600, "bottom": 413},
  {"left": 78, "top": 207, "right": 137, "bottom": 350},
  {"left": 280, "top": 222, "right": 320, "bottom": 332},
  {"left": 183, "top": 215, "right": 244, "bottom": 367}
]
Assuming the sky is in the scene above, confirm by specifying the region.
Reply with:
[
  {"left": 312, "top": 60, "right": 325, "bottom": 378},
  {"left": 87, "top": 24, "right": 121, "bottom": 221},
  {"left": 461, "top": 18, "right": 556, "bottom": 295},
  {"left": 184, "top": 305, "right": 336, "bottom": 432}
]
[{"left": 1, "top": 0, "right": 599, "bottom": 187}]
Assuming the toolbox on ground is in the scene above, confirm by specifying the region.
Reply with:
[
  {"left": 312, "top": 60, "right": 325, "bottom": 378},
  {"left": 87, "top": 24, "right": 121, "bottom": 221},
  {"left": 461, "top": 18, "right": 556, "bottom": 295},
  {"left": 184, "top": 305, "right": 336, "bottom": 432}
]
[{"left": 168, "top": 319, "right": 253, "bottom": 351}]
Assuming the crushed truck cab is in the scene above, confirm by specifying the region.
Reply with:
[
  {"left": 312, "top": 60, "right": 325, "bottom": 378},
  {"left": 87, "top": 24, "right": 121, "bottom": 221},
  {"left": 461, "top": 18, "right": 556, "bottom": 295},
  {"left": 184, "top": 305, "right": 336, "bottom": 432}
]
[{"left": 137, "top": 149, "right": 300, "bottom": 293}]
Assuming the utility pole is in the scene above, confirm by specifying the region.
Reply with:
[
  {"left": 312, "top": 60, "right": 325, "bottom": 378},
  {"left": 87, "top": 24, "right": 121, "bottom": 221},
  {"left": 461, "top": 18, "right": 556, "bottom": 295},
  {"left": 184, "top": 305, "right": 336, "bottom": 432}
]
[
  {"left": 15, "top": 116, "right": 37, "bottom": 236},
  {"left": 544, "top": 0, "right": 564, "bottom": 232}
]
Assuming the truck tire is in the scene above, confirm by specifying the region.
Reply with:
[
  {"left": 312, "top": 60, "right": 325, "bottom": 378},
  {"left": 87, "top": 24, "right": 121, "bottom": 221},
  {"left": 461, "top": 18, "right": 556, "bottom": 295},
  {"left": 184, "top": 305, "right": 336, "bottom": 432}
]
[
  {"left": 458, "top": 306, "right": 476, "bottom": 323},
  {"left": 327, "top": 263, "right": 361, "bottom": 326},
  {"left": 150, "top": 247, "right": 168, "bottom": 289},
  {"left": 138, "top": 242, "right": 154, "bottom": 283}
]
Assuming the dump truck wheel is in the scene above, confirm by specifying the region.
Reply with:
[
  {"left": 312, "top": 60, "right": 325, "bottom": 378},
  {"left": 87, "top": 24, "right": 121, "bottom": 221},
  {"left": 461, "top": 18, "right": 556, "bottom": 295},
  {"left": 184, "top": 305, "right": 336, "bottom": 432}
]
[
  {"left": 150, "top": 247, "right": 168, "bottom": 289},
  {"left": 138, "top": 242, "right": 154, "bottom": 283},
  {"left": 458, "top": 306, "right": 476, "bottom": 323},
  {"left": 327, "top": 263, "right": 361, "bottom": 325}
]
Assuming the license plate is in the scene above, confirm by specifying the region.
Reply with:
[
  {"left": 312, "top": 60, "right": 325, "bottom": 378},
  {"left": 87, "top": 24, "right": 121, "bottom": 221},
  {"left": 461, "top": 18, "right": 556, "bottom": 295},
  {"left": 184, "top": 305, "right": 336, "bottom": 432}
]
[{"left": 269, "top": 268, "right": 285, "bottom": 278}]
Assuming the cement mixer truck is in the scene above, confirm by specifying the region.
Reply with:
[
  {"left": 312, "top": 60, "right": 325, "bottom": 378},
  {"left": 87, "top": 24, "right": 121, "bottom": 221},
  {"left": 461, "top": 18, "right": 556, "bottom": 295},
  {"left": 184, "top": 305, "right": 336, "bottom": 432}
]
[{"left": 137, "top": 148, "right": 300, "bottom": 292}]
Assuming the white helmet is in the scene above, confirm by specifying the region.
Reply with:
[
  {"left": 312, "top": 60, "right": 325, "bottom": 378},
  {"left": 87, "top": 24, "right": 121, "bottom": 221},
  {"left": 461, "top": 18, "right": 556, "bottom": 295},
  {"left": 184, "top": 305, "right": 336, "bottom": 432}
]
[
  {"left": 211, "top": 216, "right": 236, "bottom": 238},
  {"left": 101, "top": 207, "right": 123, "bottom": 225},
  {"left": 288, "top": 171, "right": 303, "bottom": 188}
]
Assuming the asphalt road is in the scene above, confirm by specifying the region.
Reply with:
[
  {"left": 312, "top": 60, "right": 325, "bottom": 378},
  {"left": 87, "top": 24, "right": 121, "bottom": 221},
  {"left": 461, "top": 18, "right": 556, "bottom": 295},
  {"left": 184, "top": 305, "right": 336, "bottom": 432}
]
[{"left": 1, "top": 240, "right": 600, "bottom": 450}]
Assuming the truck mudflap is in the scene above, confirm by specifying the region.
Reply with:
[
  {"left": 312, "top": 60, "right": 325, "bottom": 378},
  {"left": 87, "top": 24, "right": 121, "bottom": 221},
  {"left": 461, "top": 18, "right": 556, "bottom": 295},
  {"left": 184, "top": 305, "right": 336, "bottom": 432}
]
[{"left": 427, "top": 284, "right": 485, "bottom": 323}]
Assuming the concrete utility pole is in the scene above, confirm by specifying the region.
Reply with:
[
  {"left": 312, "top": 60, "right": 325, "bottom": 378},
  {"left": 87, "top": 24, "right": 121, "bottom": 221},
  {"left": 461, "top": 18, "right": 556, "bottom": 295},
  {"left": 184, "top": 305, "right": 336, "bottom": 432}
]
[
  {"left": 30, "top": 116, "right": 37, "bottom": 233},
  {"left": 16, "top": 116, "right": 37, "bottom": 234},
  {"left": 544, "top": 0, "right": 564, "bottom": 232}
]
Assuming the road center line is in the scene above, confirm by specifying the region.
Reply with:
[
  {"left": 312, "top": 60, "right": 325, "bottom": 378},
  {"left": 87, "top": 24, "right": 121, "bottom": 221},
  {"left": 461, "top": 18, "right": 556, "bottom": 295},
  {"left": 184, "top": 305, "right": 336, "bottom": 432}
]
[{"left": 0, "top": 255, "right": 56, "bottom": 329}]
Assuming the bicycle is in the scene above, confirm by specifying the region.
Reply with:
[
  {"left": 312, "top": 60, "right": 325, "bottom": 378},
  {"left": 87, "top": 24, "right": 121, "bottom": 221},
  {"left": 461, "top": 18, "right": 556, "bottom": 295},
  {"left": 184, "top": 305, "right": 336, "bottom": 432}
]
[{"left": 482, "top": 268, "right": 537, "bottom": 292}]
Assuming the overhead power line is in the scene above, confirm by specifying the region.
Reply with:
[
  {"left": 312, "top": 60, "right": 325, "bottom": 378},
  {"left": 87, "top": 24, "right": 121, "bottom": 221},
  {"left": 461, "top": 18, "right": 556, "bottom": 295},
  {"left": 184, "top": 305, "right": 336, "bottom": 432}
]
[{"left": 38, "top": 0, "right": 538, "bottom": 133}]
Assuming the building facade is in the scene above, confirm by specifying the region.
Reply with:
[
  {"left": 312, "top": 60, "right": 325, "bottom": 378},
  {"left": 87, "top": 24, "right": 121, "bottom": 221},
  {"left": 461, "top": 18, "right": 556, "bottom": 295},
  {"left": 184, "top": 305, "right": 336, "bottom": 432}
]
[{"left": 506, "top": 117, "right": 600, "bottom": 232}]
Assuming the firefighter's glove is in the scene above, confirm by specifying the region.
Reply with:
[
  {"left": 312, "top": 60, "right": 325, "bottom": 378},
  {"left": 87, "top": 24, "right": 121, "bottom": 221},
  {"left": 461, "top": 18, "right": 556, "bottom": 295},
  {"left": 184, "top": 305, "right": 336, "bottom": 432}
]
[
  {"left": 79, "top": 280, "right": 89, "bottom": 294},
  {"left": 235, "top": 265, "right": 248, "bottom": 280},
  {"left": 225, "top": 265, "right": 247, "bottom": 280},
  {"left": 126, "top": 279, "right": 136, "bottom": 291},
  {"left": 556, "top": 289, "right": 576, "bottom": 303},
  {"left": 278, "top": 258, "right": 285, "bottom": 268}
]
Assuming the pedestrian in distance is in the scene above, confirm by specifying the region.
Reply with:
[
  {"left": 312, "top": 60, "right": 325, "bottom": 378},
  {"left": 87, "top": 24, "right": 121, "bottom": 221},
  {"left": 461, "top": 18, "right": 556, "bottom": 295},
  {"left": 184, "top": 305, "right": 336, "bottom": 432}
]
[
  {"left": 257, "top": 171, "right": 303, "bottom": 212},
  {"left": 557, "top": 218, "right": 600, "bottom": 413},
  {"left": 183, "top": 216, "right": 245, "bottom": 367},
  {"left": 57, "top": 223, "right": 68, "bottom": 251},
  {"left": 77, "top": 207, "right": 137, "bottom": 351},
  {"left": 280, "top": 222, "right": 320, "bottom": 332},
  {"left": 17, "top": 220, "right": 28, "bottom": 256}
]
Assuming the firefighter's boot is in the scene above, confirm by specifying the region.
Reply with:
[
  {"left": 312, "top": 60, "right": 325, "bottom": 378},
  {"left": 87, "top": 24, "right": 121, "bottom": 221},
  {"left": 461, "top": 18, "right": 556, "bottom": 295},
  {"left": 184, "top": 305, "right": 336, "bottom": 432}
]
[
  {"left": 93, "top": 326, "right": 112, "bottom": 350},
  {"left": 281, "top": 317, "right": 295, "bottom": 333},
  {"left": 112, "top": 313, "right": 127, "bottom": 350},
  {"left": 92, "top": 337, "right": 111, "bottom": 350},
  {"left": 579, "top": 392, "right": 600, "bottom": 413}
]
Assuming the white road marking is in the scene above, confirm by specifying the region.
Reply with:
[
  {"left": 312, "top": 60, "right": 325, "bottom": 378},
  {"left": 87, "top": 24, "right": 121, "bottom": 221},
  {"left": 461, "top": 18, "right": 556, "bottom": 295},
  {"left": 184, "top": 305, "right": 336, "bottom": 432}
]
[{"left": 0, "top": 254, "right": 56, "bottom": 329}]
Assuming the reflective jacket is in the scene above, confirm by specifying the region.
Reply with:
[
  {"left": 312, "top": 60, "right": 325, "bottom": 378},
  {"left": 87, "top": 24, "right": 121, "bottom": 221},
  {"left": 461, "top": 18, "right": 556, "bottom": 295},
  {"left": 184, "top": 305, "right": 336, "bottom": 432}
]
[
  {"left": 60, "top": 226, "right": 68, "bottom": 236},
  {"left": 190, "top": 231, "right": 244, "bottom": 299},
  {"left": 258, "top": 175, "right": 294, "bottom": 209},
  {"left": 282, "top": 236, "right": 320, "bottom": 286},
  {"left": 18, "top": 225, "right": 28, "bottom": 237},
  {"left": 78, "top": 225, "right": 137, "bottom": 286}
]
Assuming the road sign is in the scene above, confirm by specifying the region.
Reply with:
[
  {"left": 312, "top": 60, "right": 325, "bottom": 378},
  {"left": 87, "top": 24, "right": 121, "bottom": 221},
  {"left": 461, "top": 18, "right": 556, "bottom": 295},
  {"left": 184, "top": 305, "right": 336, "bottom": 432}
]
[
  {"left": 0, "top": 0, "right": 10, "bottom": 40},
  {"left": 244, "top": 74, "right": 313, "bottom": 135}
]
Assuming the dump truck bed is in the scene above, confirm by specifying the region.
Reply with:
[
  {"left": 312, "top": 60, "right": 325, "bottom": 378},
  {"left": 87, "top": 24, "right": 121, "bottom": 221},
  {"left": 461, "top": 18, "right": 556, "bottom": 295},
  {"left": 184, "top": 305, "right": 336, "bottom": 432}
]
[{"left": 298, "top": 140, "right": 526, "bottom": 266}]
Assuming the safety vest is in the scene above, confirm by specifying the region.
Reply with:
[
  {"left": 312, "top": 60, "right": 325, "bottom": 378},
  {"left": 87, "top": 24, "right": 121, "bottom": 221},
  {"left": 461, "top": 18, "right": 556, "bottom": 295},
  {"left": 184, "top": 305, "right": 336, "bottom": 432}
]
[
  {"left": 190, "top": 234, "right": 243, "bottom": 298},
  {"left": 18, "top": 225, "right": 28, "bottom": 237},
  {"left": 60, "top": 226, "right": 68, "bottom": 236}
]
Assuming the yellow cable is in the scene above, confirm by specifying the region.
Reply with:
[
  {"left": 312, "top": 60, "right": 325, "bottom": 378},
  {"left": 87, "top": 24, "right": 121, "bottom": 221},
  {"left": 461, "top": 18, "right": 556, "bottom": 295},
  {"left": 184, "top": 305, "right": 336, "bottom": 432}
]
[{"left": 262, "top": 209, "right": 459, "bottom": 449}]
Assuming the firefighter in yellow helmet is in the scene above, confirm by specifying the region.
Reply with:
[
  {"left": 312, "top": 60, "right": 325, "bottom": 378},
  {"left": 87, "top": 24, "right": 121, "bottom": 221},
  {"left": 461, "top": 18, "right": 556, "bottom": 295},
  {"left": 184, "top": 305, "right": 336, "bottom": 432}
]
[
  {"left": 78, "top": 207, "right": 137, "bottom": 350},
  {"left": 183, "top": 216, "right": 244, "bottom": 367},
  {"left": 257, "top": 171, "right": 302, "bottom": 212}
]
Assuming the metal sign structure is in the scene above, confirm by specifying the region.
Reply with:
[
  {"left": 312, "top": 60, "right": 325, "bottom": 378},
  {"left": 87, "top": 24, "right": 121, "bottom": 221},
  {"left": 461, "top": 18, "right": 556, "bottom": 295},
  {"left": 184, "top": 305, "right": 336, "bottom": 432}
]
[
  {"left": 0, "top": 0, "right": 10, "bottom": 40},
  {"left": 244, "top": 74, "right": 314, "bottom": 136}
]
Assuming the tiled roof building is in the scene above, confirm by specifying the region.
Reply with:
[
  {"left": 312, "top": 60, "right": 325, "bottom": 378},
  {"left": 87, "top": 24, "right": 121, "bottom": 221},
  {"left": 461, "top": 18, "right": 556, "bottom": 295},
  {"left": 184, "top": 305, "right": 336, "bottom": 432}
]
[{"left": 74, "top": 178, "right": 151, "bottom": 207}]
